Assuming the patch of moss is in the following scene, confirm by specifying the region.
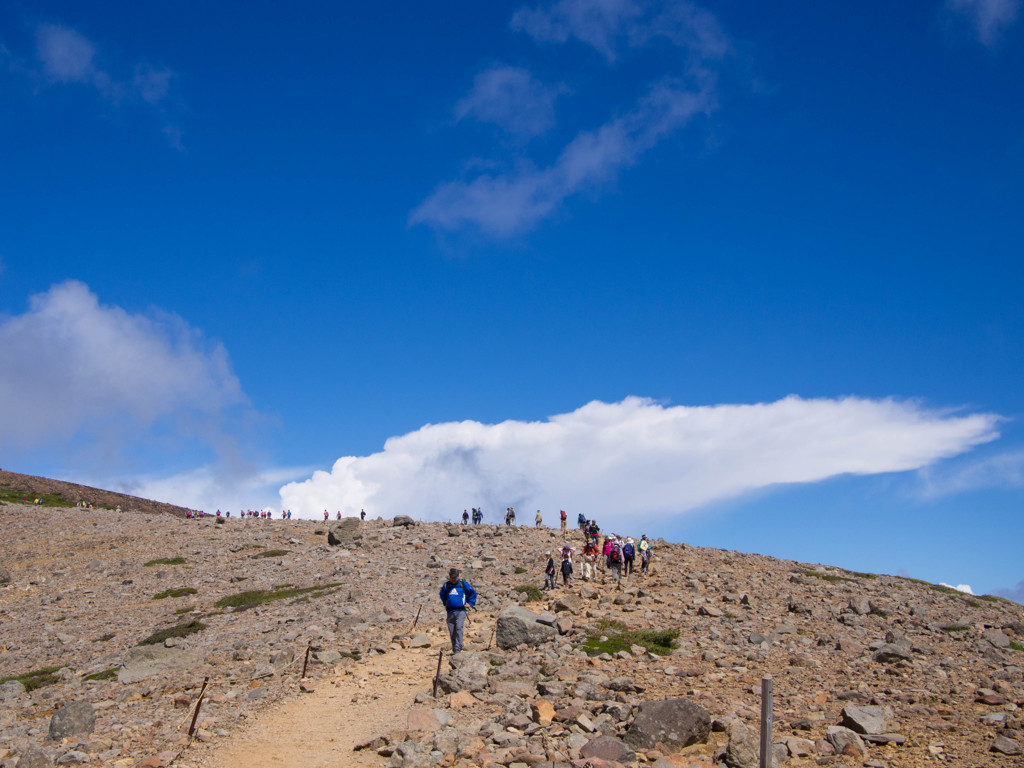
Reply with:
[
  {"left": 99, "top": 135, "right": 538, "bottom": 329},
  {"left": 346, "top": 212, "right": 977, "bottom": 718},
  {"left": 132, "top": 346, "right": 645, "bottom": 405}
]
[
  {"left": 251, "top": 549, "right": 290, "bottom": 558},
  {"left": 581, "top": 621, "right": 679, "bottom": 657},
  {"left": 138, "top": 619, "right": 207, "bottom": 646},
  {"left": 84, "top": 667, "right": 118, "bottom": 681},
  {"left": 1010, "top": 641, "right": 1023, "bottom": 652},
  {"left": 0, "top": 489, "right": 75, "bottom": 508},
  {"left": 513, "top": 584, "right": 543, "bottom": 602},
  {"left": 846, "top": 570, "right": 878, "bottom": 580},
  {"left": 978, "top": 594, "right": 1013, "bottom": 604},
  {"left": 153, "top": 587, "right": 198, "bottom": 600},
  {"left": 0, "top": 666, "right": 65, "bottom": 692},
  {"left": 174, "top": 606, "right": 196, "bottom": 615},
  {"left": 144, "top": 557, "right": 186, "bottom": 567},
  {"left": 804, "top": 570, "right": 849, "bottom": 583},
  {"left": 214, "top": 582, "right": 342, "bottom": 610}
]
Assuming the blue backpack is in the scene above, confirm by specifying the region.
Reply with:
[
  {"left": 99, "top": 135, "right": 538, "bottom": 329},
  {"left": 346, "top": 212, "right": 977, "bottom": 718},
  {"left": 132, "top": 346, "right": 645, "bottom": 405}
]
[{"left": 623, "top": 542, "right": 635, "bottom": 558}]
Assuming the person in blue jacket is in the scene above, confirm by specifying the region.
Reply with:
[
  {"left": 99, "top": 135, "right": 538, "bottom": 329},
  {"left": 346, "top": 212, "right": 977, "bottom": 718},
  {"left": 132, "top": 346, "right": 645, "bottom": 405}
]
[{"left": 440, "top": 568, "right": 476, "bottom": 653}]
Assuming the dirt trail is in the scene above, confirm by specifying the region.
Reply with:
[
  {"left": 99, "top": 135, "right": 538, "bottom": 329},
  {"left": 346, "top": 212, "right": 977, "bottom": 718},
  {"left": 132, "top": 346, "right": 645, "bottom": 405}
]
[{"left": 190, "top": 644, "right": 444, "bottom": 768}]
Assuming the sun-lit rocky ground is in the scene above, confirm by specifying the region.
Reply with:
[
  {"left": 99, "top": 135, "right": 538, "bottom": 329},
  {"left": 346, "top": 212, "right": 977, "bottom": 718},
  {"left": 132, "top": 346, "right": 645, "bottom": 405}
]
[{"left": 1, "top": 488, "right": 1023, "bottom": 768}]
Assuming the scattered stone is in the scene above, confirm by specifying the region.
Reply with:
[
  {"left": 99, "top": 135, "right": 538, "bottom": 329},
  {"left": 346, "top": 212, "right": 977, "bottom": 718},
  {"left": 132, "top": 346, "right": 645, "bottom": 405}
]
[
  {"left": 991, "top": 735, "right": 1022, "bottom": 755},
  {"left": 495, "top": 606, "right": 558, "bottom": 649},
  {"left": 327, "top": 518, "right": 361, "bottom": 545},
  {"left": 841, "top": 705, "right": 894, "bottom": 735},
  {"left": 392, "top": 515, "right": 415, "bottom": 527},
  {"left": 580, "top": 735, "right": 635, "bottom": 763},
  {"left": 871, "top": 644, "right": 912, "bottom": 664},
  {"left": 724, "top": 719, "right": 758, "bottom": 768},
  {"left": 825, "top": 726, "right": 865, "bottom": 757}
]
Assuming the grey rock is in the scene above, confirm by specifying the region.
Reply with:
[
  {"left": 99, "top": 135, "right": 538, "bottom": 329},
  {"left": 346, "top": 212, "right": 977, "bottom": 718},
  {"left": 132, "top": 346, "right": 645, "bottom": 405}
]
[
  {"left": 392, "top": 515, "right": 415, "bottom": 528},
  {"left": 0, "top": 566, "right": 10, "bottom": 585},
  {"left": 825, "top": 726, "right": 865, "bottom": 756},
  {"left": 15, "top": 750, "right": 51, "bottom": 768},
  {"left": 54, "top": 752, "right": 87, "bottom": 765},
  {"left": 496, "top": 606, "right": 557, "bottom": 649},
  {"left": 119, "top": 645, "right": 199, "bottom": 683},
  {"left": 445, "top": 525, "right": 461, "bottom": 537},
  {"left": 623, "top": 698, "right": 711, "bottom": 751},
  {"left": 551, "top": 594, "right": 583, "bottom": 614},
  {"left": 0, "top": 679, "right": 27, "bottom": 701},
  {"left": 991, "top": 735, "right": 1022, "bottom": 755},
  {"left": 408, "top": 634, "right": 431, "bottom": 648},
  {"left": 841, "top": 705, "right": 894, "bottom": 735},
  {"left": 725, "top": 719, "right": 758, "bottom": 768},
  {"left": 871, "top": 643, "right": 912, "bottom": 663},
  {"left": 327, "top": 518, "right": 361, "bottom": 545},
  {"left": 983, "top": 628, "right": 1012, "bottom": 648},
  {"left": 848, "top": 596, "right": 871, "bottom": 615},
  {"left": 579, "top": 735, "right": 635, "bottom": 763},
  {"left": 48, "top": 700, "right": 95, "bottom": 740}
]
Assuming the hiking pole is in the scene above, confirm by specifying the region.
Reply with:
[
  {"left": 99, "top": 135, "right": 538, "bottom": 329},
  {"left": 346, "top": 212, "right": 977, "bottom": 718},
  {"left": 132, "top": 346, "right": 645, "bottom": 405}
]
[
  {"left": 408, "top": 605, "right": 422, "bottom": 633},
  {"left": 432, "top": 649, "right": 444, "bottom": 698},
  {"left": 301, "top": 642, "right": 312, "bottom": 679},
  {"left": 486, "top": 624, "right": 496, "bottom": 651}
]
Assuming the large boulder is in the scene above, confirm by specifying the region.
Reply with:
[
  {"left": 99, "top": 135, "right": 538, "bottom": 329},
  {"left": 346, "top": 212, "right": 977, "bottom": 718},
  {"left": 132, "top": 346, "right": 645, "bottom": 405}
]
[
  {"left": 551, "top": 594, "right": 584, "bottom": 614},
  {"left": 393, "top": 515, "right": 415, "bottom": 528},
  {"left": 435, "top": 652, "right": 490, "bottom": 694},
  {"left": 48, "top": 700, "right": 95, "bottom": 740},
  {"left": 327, "top": 517, "right": 361, "bottom": 545},
  {"left": 724, "top": 720, "right": 758, "bottom": 768},
  {"left": 623, "top": 698, "right": 711, "bottom": 751},
  {"left": 495, "top": 606, "right": 557, "bottom": 649},
  {"left": 580, "top": 735, "right": 635, "bottom": 763}
]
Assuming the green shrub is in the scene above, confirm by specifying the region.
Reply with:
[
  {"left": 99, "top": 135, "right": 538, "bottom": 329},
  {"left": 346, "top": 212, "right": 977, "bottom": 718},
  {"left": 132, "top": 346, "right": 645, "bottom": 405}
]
[
  {"left": 514, "top": 567, "right": 526, "bottom": 574},
  {"left": 214, "top": 582, "right": 342, "bottom": 610},
  {"left": 84, "top": 668, "right": 118, "bottom": 681},
  {"left": 1010, "top": 641, "right": 1023, "bottom": 652},
  {"left": 0, "top": 666, "right": 65, "bottom": 692},
  {"left": 144, "top": 557, "right": 185, "bottom": 567},
  {"left": 153, "top": 587, "right": 197, "bottom": 600},
  {"left": 0, "top": 489, "right": 75, "bottom": 508},
  {"left": 804, "top": 570, "right": 849, "bottom": 583},
  {"left": 138, "top": 619, "right": 207, "bottom": 646},
  {"left": 581, "top": 621, "right": 679, "bottom": 657},
  {"left": 514, "top": 584, "right": 543, "bottom": 602},
  {"left": 174, "top": 606, "right": 196, "bottom": 615},
  {"left": 251, "top": 549, "right": 290, "bottom": 558}
]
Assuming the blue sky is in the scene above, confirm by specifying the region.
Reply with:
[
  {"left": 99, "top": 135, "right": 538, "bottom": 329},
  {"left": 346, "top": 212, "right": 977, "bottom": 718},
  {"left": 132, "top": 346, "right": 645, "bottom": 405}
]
[{"left": 1, "top": 1, "right": 1022, "bottom": 598}]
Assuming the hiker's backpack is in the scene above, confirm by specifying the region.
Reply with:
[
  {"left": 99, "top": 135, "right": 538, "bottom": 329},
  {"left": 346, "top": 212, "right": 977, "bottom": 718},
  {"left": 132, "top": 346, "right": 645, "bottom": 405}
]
[
  {"left": 623, "top": 542, "right": 634, "bottom": 558},
  {"left": 609, "top": 546, "right": 621, "bottom": 564}
]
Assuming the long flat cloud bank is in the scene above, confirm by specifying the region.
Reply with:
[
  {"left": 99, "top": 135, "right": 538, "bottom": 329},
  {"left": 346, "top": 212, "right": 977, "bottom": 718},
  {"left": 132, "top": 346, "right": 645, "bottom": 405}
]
[{"left": 280, "top": 396, "right": 999, "bottom": 527}]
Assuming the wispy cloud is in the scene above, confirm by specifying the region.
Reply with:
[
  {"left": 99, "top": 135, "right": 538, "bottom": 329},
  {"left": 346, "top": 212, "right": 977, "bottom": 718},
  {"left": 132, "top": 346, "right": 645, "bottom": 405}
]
[
  {"left": 0, "top": 281, "right": 247, "bottom": 464},
  {"left": 939, "top": 582, "right": 975, "bottom": 594},
  {"left": 280, "top": 395, "right": 1000, "bottom": 527},
  {"left": 945, "top": 0, "right": 1020, "bottom": 47},
  {"left": 994, "top": 579, "right": 1024, "bottom": 603},
  {"left": 917, "top": 449, "right": 1024, "bottom": 497},
  {"left": 412, "top": 78, "right": 712, "bottom": 237},
  {"left": 412, "top": 0, "right": 731, "bottom": 239},
  {"left": 455, "top": 65, "right": 565, "bottom": 139}
]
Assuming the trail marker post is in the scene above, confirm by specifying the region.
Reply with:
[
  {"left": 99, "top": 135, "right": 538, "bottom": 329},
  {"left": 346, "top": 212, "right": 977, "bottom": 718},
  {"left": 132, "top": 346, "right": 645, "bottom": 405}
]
[{"left": 760, "top": 676, "right": 773, "bottom": 768}]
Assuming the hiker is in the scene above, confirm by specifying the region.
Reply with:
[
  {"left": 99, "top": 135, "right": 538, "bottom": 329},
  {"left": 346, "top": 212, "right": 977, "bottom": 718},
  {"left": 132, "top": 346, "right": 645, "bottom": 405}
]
[
  {"left": 559, "top": 509, "right": 567, "bottom": 532},
  {"left": 439, "top": 568, "right": 476, "bottom": 653},
  {"left": 544, "top": 552, "right": 556, "bottom": 590},
  {"left": 581, "top": 539, "right": 598, "bottom": 581},
  {"left": 535, "top": 509, "right": 543, "bottom": 527},
  {"left": 639, "top": 535, "right": 652, "bottom": 575},
  {"left": 323, "top": 510, "right": 329, "bottom": 521},
  {"left": 336, "top": 511, "right": 341, "bottom": 520},
  {"left": 623, "top": 537, "right": 636, "bottom": 576},
  {"left": 606, "top": 536, "right": 622, "bottom": 582},
  {"left": 560, "top": 552, "right": 573, "bottom": 587},
  {"left": 578, "top": 512, "right": 587, "bottom": 531},
  {"left": 462, "top": 509, "right": 469, "bottom": 524},
  {"left": 505, "top": 507, "right": 515, "bottom": 526},
  {"left": 360, "top": 509, "right": 366, "bottom": 520}
]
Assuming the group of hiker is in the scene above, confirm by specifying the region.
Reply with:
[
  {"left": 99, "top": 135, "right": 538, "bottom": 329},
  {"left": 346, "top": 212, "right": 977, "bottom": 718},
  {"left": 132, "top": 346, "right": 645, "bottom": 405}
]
[
  {"left": 544, "top": 533, "right": 653, "bottom": 588},
  {"left": 461, "top": 508, "right": 485, "bottom": 524}
]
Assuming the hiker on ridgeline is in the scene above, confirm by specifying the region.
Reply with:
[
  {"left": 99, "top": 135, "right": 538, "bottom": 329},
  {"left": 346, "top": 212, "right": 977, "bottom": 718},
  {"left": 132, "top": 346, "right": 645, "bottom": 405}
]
[
  {"left": 544, "top": 551, "right": 556, "bottom": 590},
  {"left": 336, "top": 511, "right": 341, "bottom": 520},
  {"left": 535, "top": 509, "right": 543, "bottom": 527},
  {"left": 505, "top": 507, "right": 515, "bottom": 526},
  {"left": 578, "top": 512, "right": 587, "bottom": 531},
  {"left": 360, "top": 509, "right": 366, "bottom": 520},
  {"left": 463, "top": 509, "right": 470, "bottom": 525},
  {"left": 440, "top": 568, "right": 476, "bottom": 653},
  {"left": 623, "top": 537, "right": 636, "bottom": 577},
  {"left": 323, "top": 510, "right": 329, "bottom": 522},
  {"left": 560, "top": 509, "right": 567, "bottom": 532}
]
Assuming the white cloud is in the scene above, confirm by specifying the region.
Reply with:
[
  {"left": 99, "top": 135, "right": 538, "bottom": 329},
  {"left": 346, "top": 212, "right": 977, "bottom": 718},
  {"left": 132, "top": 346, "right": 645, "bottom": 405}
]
[
  {"left": 918, "top": 450, "right": 1024, "bottom": 497},
  {"left": 455, "top": 66, "right": 565, "bottom": 139},
  {"left": 413, "top": 0, "right": 730, "bottom": 238},
  {"left": 0, "top": 281, "right": 245, "bottom": 458},
  {"left": 939, "top": 582, "right": 975, "bottom": 594},
  {"left": 280, "top": 395, "right": 1000, "bottom": 529},
  {"left": 945, "top": 0, "right": 1020, "bottom": 46},
  {"left": 90, "top": 464, "right": 316, "bottom": 515},
  {"left": 511, "top": 0, "right": 730, "bottom": 62},
  {"left": 411, "top": 77, "right": 713, "bottom": 236},
  {"left": 37, "top": 24, "right": 99, "bottom": 83}
]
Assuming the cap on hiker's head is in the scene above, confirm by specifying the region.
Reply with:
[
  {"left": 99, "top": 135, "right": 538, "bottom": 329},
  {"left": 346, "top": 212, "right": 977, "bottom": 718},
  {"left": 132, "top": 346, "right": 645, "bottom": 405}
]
[
  {"left": 546, "top": 551, "right": 550, "bottom": 555},
  {"left": 449, "top": 568, "right": 459, "bottom": 579}
]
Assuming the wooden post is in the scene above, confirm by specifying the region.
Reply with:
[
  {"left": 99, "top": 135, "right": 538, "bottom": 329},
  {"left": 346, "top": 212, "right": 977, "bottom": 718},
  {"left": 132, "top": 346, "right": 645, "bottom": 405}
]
[
  {"left": 432, "top": 649, "right": 444, "bottom": 698},
  {"left": 759, "top": 676, "right": 773, "bottom": 768},
  {"left": 409, "top": 605, "right": 422, "bottom": 633},
  {"left": 188, "top": 676, "right": 209, "bottom": 737},
  {"left": 301, "top": 643, "right": 312, "bottom": 679}
]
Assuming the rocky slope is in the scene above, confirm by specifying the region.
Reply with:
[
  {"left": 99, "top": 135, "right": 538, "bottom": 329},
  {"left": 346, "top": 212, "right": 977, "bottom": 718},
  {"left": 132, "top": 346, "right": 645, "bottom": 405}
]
[
  {"left": 1, "top": 502, "right": 1022, "bottom": 768},
  {"left": 0, "top": 471, "right": 196, "bottom": 518}
]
